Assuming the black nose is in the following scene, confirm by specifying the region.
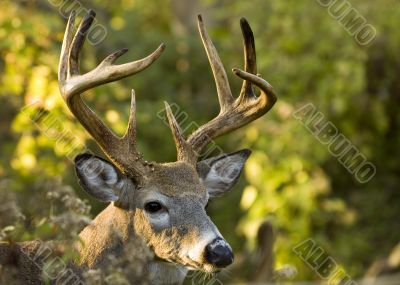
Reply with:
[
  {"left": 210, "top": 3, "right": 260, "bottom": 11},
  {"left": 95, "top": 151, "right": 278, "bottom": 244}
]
[{"left": 204, "top": 238, "right": 234, "bottom": 267}]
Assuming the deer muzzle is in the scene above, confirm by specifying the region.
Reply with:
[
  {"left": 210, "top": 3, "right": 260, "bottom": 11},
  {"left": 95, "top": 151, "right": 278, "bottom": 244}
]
[{"left": 204, "top": 238, "right": 234, "bottom": 268}]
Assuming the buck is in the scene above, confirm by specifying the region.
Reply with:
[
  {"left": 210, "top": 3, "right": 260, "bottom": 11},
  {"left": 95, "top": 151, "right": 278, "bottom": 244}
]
[{"left": 0, "top": 10, "right": 276, "bottom": 285}]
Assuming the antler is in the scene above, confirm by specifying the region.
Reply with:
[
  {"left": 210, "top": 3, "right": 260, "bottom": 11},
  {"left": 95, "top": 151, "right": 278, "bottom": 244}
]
[
  {"left": 165, "top": 16, "right": 277, "bottom": 164},
  {"left": 58, "top": 10, "right": 165, "bottom": 178}
]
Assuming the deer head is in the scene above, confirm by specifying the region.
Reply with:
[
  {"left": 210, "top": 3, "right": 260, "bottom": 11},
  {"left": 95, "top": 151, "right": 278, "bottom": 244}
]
[{"left": 58, "top": 10, "right": 276, "bottom": 274}]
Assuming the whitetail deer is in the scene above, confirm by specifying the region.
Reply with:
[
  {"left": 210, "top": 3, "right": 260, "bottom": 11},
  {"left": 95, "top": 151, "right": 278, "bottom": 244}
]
[{"left": 0, "top": 10, "right": 276, "bottom": 285}]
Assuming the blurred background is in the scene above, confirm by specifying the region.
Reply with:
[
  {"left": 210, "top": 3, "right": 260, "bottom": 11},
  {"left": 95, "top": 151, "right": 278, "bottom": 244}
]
[{"left": 0, "top": 0, "right": 399, "bottom": 284}]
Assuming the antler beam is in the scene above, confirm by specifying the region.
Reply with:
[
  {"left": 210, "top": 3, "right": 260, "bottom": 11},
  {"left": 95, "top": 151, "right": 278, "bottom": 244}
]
[
  {"left": 166, "top": 16, "right": 277, "bottom": 164},
  {"left": 58, "top": 10, "right": 165, "bottom": 178}
]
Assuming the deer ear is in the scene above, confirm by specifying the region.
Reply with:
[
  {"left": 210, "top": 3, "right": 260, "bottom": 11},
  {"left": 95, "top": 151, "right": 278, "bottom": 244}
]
[
  {"left": 74, "top": 153, "right": 132, "bottom": 203},
  {"left": 197, "top": 149, "right": 251, "bottom": 197}
]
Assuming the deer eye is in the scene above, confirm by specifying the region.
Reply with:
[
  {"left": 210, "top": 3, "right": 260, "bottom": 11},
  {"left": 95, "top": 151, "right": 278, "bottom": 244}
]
[{"left": 144, "top": 202, "right": 163, "bottom": 213}]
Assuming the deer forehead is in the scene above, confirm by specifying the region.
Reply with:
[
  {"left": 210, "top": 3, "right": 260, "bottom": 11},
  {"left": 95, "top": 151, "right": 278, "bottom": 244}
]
[{"left": 144, "top": 161, "right": 206, "bottom": 197}]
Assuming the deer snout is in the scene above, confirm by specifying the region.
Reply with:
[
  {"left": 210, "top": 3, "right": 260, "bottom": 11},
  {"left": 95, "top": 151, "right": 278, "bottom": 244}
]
[{"left": 204, "top": 238, "right": 234, "bottom": 268}]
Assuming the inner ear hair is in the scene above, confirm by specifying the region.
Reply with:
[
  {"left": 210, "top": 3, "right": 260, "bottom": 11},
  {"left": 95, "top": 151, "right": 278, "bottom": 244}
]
[
  {"left": 77, "top": 155, "right": 114, "bottom": 183},
  {"left": 197, "top": 149, "right": 252, "bottom": 176},
  {"left": 75, "top": 153, "right": 132, "bottom": 203}
]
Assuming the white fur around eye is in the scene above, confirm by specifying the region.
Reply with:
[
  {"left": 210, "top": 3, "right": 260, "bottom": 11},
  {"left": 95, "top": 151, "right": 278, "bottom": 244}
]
[
  {"left": 147, "top": 211, "right": 170, "bottom": 229},
  {"left": 142, "top": 193, "right": 171, "bottom": 229}
]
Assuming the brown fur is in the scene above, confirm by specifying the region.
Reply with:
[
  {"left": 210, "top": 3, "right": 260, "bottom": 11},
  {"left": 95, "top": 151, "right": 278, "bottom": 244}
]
[
  {"left": 0, "top": 152, "right": 249, "bottom": 284},
  {"left": 0, "top": 240, "right": 81, "bottom": 284},
  {"left": 1, "top": 9, "right": 276, "bottom": 284},
  {"left": 147, "top": 162, "right": 206, "bottom": 197}
]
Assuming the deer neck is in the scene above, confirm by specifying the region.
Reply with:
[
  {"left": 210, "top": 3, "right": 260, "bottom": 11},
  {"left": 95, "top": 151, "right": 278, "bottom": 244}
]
[
  {"left": 77, "top": 204, "right": 188, "bottom": 285},
  {"left": 147, "top": 260, "right": 188, "bottom": 285},
  {"left": 77, "top": 204, "right": 133, "bottom": 268}
]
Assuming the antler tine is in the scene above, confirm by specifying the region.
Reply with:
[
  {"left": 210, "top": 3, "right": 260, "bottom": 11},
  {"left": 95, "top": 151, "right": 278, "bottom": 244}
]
[
  {"left": 58, "top": 10, "right": 165, "bottom": 177},
  {"left": 197, "top": 15, "right": 234, "bottom": 113},
  {"left": 61, "top": 12, "right": 165, "bottom": 99},
  {"left": 164, "top": 102, "right": 197, "bottom": 164},
  {"left": 123, "top": 89, "right": 138, "bottom": 149},
  {"left": 181, "top": 16, "right": 277, "bottom": 159},
  {"left": 69, "top": 10, "right": 96, "bottom": 76},
  {"left": 239, "top": 18, "right": 257, "bottom": 100},
  {"left": 236, "top": 18, "right": 276, "bottom": 107},
  {"left": 59, "top": 11, "right": 75, "bottom": 85},
  {"left": 60, "top": 10, "right": 120, "bottom": 156},
  {"left": 236, "top": 18, "right": 276, "bottom": 106},
  {"left": 233, "top": 68, "right": 277, "bottom": 111}
]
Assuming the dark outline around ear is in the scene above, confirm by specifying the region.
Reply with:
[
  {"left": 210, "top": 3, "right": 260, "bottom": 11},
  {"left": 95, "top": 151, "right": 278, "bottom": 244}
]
[
  {"left": 74, "top": 153, "right": 128, "bottom": 203},
  {"left": 197, "top": 149, "right": 252, "bottom": 197}
]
